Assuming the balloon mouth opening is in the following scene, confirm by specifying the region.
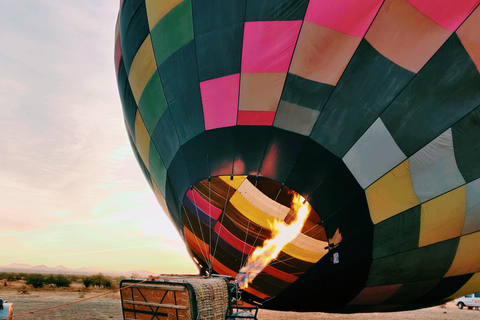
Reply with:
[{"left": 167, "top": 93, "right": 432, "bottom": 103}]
[{"left": 181, "top": 175, "right": 328, "bottom": 296}]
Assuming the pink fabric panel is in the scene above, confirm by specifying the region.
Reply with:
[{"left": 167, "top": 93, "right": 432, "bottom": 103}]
[
  {"left": 115, "top": 36, "right": 122, "bottom": 76},
  {"left": 214, "top": 223, "right": 254, "bottom": 254},
  {"left": 186, "top": 189, "right": 222, "bottom": 220},
  {"left": 200, "top": 74, "right": 239, "bottom": 130},
  {"left": 406, "top": 0, "right": 479, "bottom": 30},
  {"left": 263, "top": 265, "right": 298, "bottom": 283},
  {"left": 242, "top": 21, "right": 302, "bottom": 73},
  {"left": 237, "top": 111, "right": 276, "bottom": 126},
  {"left": 304, "top": 0, "right": 383, "bottom": 37}
]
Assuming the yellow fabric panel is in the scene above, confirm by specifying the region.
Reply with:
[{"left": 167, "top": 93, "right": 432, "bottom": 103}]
[
  {"left": 445, "top": 231, "right": 480, "bottom": 277},
  {"left": 283, "top": 241, "right": 325, "bottom": 263},
  {"left": 151, "top": 178, "right": 168, "bottom": 215},
  {"left": 219, "top": 175, "right": 246, "bottom": 190},
  {"left": 128, "top": 35, "right": 156, "bottom": 104},
  {"left": 447, "top": 272, "right": 480, "bottom": 300},
  {"left": 237, "top": 179, "right": 289, "bottom": 221},
  {"left": 145, "top": 0, "right": 183, "bottom": 30},
  {"left": 419, "top": 186, "right": 466, "bottom": 247},
  {"left": 366, "top": 160, "right": 420, "bottom": 224},
  {"left": 230, "top": 192, "right": 276, "bottom": 229},
  {"left": 134, "top": 111, "right": 151, "bottom": 171},
  {"left": 115, "top": 14, "right": 120, "bottom": 40}
]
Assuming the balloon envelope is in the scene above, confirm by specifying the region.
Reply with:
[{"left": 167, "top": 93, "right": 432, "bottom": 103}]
[{"left": 115, "top": 0, "right": 480, "bottom": 312}]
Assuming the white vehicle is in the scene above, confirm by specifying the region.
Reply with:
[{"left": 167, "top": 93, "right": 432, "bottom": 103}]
[{"left": 455, "top": 292, "right": 480, "bottom": 309}]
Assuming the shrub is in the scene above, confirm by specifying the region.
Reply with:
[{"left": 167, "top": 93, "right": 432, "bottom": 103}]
[
  {"left": 25, "top": 274, "right": 45, "bottom": 288},
  {"left": 45, "top": 274, "right": 71, "bottom": 288},
  {"left": 82, "top": 274, "right": 113, "bottom": 289}
]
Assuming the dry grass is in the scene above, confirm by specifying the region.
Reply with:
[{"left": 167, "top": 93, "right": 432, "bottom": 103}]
[{"left": 1, "top": 281, "right": 480, "bottom": 319}]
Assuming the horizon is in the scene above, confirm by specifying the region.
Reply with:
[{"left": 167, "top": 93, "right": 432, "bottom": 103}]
[{"left": 0, "top": 2, "right": 197, "bottom": 275}]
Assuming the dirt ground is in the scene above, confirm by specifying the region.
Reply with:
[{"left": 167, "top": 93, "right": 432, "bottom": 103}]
[{"left": 1, "top": 285, "right": 480, "bottom": 319}]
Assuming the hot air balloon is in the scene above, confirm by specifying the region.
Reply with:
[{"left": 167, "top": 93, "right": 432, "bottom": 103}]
[{"left": 115, "top": 0, "right": 480, "bottom": 312}]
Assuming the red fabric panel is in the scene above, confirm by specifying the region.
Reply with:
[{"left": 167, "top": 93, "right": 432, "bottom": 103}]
[
  {"left": 406, "top": 0, "right": 479, "bottom": 30},
  {"left": 115, "top": 35, "right": 122, "bottom": 76},
  {"left": 214, "top": 222, "right": 254, "bottom": 254},
  {"left": 304, "top": 0, "right": 383, "bottom": 37},
  {"left": 237, "top": 111, "right": 275, "bottom": 126},
  {"left": 263, "top": 265, "right": 298, "bottom": 283},
  {"left": 187, "top": 189, "right": 222, "bottom": 220}
]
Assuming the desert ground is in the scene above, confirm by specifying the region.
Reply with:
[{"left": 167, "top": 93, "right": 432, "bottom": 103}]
[{"left": 1, "top": 282, "right": 480, "bottom": 320}]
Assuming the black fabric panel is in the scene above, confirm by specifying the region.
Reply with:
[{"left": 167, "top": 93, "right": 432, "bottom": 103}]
[
  {"left": 381, "top": 34, "right": 480, "bottom": 157},
  {"left": 159, "top": 41, "right": 204, "bottom": 145},
  {"left": 181, "top": 132, "right": 209, "bottom": 186},
  {"left": 413, "top": 273, "right": 474, "bottom": 305},
  {"left": 192, "top": 0, "right": 245, "bottom": 81},
  {"left": 366, "top": 238, "right": 460, "bottom": 287},
  {"left": 206, "top": 127, "right": 236, "bottom": 177},
  {"left": 264, "top": 231, "right": 373, "bottom": 312},
  {"left": 453, "top": 107, "right": 480, "bottom": 183},
  {"left": 234, "top": 126, "right": 271, "bottom": 176},
  {"left": 250, "top": 273, "right": 293, "bottom": 298},
  {"left": 167, "top": 151, "right": 192, "bottom": 215},
  {"left": 322, "top": 193, "right": 373, "bottom": 244},
  {"left": 117, "top": 60, "right": 137, "bottom": 138},
  {"left": 259, "top": 127, "right": 307, "bottom": 183},
  {"left": 281, "top": 73, "right": 334, "bottom": 110},
  {"left": 151, "top": 109, "right": 180, "bottom": 167},
  {"left": 245, "top": 0, "right": 309, "bottom": 21},
  {"left": 269, "top": 254, "right": 314, "bottom": 276},
  {"left": 213, "top": 239, "right": 243, "bottom": 272},
  {"left": 372, "top": 205, "right": 421, "bottom": 259},
  {"left": 119, "top": 0, "right": 150, "bottom": 73},
  {"left": 308, "top": 162, "right": 364, "bottom": 222},
  {"left": 309, "top": 40, "right": 415, "bottom": 158},
  {"left": 284, "top": 138, "right": 341, "bottom": 199},
  {"left": 382, "top": 279, "right": 440, "bottom": 306}
]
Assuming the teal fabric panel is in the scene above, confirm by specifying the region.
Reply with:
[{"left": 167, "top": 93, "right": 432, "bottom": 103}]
[
  {"left": 372, "top": 206, "right": 421, "bottom": 259},
  {"left": 366, "top": 238, "right": 459, "bottom": 287},
  {"left": 119, "top": 0, "right": 149, "bottom": 73},
  {"left": 381, "top": 34, "right": 480, "bottom": 157},
  {"left": 149, "top": 140, "right": 167, "bottom": 196},
  {"left": 246, "top": 0, "right": 309, "bottom": 21},
  {"left": 452, "top": 107, "right": 480, "bottom": 183},
  {"left": 310, "top": 40, "right": 415, "bottom": 158},
  {"left": 151, "top": 110, "right": 180, "bottom": 167},
  {"left": 158, "top": 41, "right": 204, "bottom": 145},
  {"left": 193, "top": 0, "right": 245, "bottom": 81}
]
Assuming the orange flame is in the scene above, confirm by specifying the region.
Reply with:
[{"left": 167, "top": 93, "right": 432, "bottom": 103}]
[{"left": 236, "top": 193, "right": 311, "bottom": 289}]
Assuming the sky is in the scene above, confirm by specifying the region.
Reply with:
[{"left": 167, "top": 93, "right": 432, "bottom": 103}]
[{"left": 0, "top": 1, "right": 197, "bottom": 275}]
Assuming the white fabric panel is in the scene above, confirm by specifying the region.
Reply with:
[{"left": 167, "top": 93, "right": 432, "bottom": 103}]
[
  {"left": 343, "top": 118, "right": 407, "bottom": 189},
  {"left": 463, "top": 177, "right": 480, "bottom": 235},
  {"left": 236, "top": 178, "right": 290, "bottom": 220},
  {"left": 291, "top": 233, "right": 328, "bottom": 254},
  {"left": 273, "top": 101, "right": 320, "bottom": 136},
  {"left": 409, "top": 129, "right": 466, "bottom": 203}
]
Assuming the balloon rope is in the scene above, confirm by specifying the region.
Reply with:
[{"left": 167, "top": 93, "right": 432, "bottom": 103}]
[
  {"left": 211, "top": 184, "right": 232, "bottom": 268},
  {"left": 0, "top": 278, "right": 154, "bottom": 319},
  {"left": 190, "top": 189, "right": 212, "bottom": 271},
  {"left": 183, "top": 206, "right": 210, "bottom": 271}
]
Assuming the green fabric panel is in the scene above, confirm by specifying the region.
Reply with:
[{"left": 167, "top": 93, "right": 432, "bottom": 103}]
[
  {"left": 151, "top": 110, "right": 181, "bottom": 167},
  {"left": 366, "top": 238, "right": 459, "bottom": 287},
  {"left": 149, "top": 140, "right": 167, "bottom": 196},
  {"left": 150, "top": 0, "right": 194, "bottom": 67},
  {"left": 138, "top": 72, "right": 167, "bottom": 134},
  {"left": 372, "top": 206, "right": 421, "bottom": 259},
  {"left": 452, "top": 107, "right": 480, "bottom": 183}
]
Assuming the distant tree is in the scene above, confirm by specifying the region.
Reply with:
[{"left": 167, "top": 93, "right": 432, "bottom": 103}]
[
  {"left": 45, "top": 275, "right": 71, "bottom": 288},
  {"left": 82, "top": 274, "right": 113, "bottom": 289},
  {"left": 25, "top": 274, "right": 45, "bottom": 288},
  {"left": 82, "top": 276, "right": 94, "bottom": 288}
]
